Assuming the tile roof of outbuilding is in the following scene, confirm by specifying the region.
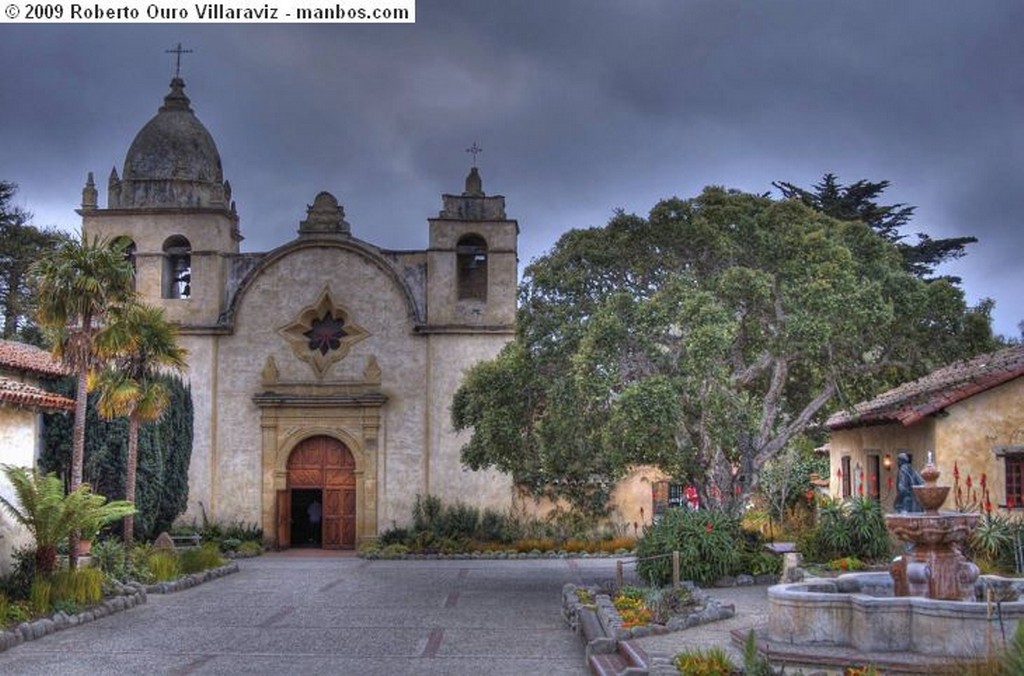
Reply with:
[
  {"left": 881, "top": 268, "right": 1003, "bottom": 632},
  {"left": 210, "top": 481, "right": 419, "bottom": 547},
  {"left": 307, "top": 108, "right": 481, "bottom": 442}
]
[
  {"left": 0, "top": 377, "right": 74, "bottom": 411},
  {"left": 827, "top": 344, "right": 1024, "bottom": 430},
  {"left": 0, "top": 339, "right": 67, "bottom": 376}
]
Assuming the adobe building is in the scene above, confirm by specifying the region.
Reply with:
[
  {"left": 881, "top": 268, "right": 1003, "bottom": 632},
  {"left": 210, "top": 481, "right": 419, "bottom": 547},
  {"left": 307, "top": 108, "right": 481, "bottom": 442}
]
[
  {"left": 826, "top": 344, "right": 1024, "bottom": 513},
  {"left": 79, "top": 76, "right": 518, "bottom": 549}
]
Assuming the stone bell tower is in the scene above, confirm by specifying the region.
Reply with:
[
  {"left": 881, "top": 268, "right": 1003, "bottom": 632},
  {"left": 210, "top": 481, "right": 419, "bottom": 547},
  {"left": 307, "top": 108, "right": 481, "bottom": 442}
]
[{"left": 425, "top": 166, "right": 518, "bottom": 330}]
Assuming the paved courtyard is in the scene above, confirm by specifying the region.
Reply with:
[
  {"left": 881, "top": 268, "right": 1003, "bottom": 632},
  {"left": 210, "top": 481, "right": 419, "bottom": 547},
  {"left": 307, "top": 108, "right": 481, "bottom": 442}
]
[{"left": 0, "top": 552, "right": 641, "bottom": 675}]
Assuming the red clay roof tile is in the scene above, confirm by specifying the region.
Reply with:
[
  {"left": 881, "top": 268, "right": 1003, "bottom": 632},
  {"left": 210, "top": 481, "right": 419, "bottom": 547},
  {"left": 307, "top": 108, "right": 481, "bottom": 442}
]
[
  {"left": 0, "top": 377, "right": 74, "bottom": 411},
  {"left": 827, "top": 344, "right": 1024, "bottom": 430},
  {"left": 0, "top": 339, "right": 67, "bottom": 376}
]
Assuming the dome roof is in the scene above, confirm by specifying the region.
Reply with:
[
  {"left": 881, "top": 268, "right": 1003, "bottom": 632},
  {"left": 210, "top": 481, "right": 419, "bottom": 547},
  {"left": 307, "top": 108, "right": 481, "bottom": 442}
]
[{"left": 115, "top": 78, "right": 228, "bottom": 209}]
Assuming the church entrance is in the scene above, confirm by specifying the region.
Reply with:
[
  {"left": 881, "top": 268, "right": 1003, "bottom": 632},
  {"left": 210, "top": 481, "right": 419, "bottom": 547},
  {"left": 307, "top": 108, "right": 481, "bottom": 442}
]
[{"left": 277, "top": 436, "right": 356, "bottom": 550}]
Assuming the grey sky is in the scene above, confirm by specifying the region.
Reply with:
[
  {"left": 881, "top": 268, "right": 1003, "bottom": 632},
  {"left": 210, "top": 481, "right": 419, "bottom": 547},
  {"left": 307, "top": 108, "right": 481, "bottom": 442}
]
[{"left": 1, "top": 1, "right": 1021, "bottom": 336}]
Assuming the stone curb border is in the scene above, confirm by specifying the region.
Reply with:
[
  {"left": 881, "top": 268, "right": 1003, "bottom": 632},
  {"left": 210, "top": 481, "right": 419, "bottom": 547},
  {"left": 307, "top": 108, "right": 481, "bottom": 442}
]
[
  {"left": 0, "top": 561, "right": 239, "bottom": 653},
  {"left": 359, "top": 550, "right": 635, "bottom": 560},
  {"left": 144, "top": 561, "right": 239, "bottom": 594}
]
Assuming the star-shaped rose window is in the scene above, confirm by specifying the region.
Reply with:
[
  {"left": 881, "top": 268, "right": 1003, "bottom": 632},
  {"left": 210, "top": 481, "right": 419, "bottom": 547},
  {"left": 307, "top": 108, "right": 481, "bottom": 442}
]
[{"left": 279, "top": 288, "right": 368, "bottom": 378}]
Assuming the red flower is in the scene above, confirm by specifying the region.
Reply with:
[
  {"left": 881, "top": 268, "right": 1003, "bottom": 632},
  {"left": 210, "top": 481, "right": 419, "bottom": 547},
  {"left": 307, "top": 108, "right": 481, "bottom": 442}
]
[
  {"left": 966, "top": 475, "right": 973, "bottom": 489},
  {"left": 705, "top": 522, "right": 713, "bottom": 533},
  {"left": 984, "top": 497, "right": 993, "bottom": 514},
  {"left": 858, "top": 484, "right": 864, "bottom": 495},
  {"left": 954, "top": 462, "right": 960, "bottom": 481},
  {"left": 981, "top": 473, "right": 987, "bottom": 489}
]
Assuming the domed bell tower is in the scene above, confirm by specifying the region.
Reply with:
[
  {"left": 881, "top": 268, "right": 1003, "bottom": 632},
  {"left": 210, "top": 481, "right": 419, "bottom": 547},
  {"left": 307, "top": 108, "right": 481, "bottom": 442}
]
[{"left": 79, "top": 76, "right": 241, "bottom": 329}]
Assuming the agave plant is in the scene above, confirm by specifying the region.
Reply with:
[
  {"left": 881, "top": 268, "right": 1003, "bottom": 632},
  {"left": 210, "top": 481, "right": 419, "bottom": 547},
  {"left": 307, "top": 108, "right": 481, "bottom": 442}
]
[{"left": 0, "top": 464, "right": 136, "bottom": 574}]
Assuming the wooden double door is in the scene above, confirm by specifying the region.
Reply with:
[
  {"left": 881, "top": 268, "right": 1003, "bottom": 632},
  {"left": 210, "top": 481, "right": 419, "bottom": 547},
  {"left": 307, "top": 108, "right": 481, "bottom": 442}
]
[{"left": 277, "top": 436, "right": 356, "bottom": 549}]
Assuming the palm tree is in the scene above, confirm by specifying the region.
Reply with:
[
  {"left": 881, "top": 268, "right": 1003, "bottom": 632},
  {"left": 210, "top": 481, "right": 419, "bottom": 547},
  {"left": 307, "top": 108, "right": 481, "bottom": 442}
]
[
  {"left": 31, "top": 235, "right": 134, "bottom": 562},
  {"left": 93, "top": 301, "right": 187, "bottom": 544},
  {"left": 0, "top": 464, "right": 135, "bottom": 575}
]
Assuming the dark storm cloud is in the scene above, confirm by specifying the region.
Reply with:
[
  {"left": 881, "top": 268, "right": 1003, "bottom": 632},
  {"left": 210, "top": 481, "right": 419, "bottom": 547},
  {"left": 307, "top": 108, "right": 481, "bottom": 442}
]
[{"left": 1, "top": 0, "right": 1021, "bottom": 336}]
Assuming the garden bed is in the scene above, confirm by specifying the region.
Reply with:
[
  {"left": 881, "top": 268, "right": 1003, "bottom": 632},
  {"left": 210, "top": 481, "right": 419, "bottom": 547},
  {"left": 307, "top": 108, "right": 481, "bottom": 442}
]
[
  {"left": 562, "top": 581, "right": 735, "bottom": 641},
  {"left": 0, "top": 561, "right": 238, "bottom": 653}
]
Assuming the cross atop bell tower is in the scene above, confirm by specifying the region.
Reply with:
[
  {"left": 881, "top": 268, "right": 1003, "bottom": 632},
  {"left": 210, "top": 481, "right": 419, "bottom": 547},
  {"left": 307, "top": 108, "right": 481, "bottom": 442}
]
[{"left": 165, "top": 42, "right": 193, "bottom": 78}]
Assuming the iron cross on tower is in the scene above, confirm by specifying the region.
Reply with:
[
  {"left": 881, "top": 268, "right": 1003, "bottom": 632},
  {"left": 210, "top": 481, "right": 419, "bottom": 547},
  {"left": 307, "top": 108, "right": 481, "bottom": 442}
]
[
  {"left": 466, "top": 142, "right": 482, "bottom": 167},
  {"left": 165, "top": 42, "right": 193, "bottom": 78}
]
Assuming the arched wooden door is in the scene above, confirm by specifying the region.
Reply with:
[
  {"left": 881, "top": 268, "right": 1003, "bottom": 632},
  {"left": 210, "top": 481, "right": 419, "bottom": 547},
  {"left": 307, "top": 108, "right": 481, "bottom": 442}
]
[{"left": 278, "top": 436, "right": 356, "bottom": 549}]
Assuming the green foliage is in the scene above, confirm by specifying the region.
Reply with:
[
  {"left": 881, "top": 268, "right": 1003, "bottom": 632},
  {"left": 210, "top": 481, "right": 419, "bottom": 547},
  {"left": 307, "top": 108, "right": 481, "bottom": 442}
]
[
  {"left": 40, "top": 373, "right": 194, "bottom": 542},
  {"left": 644, "top": 586, "right": 697, "bottom": 625},
  {"left": 0, "top": 464, "right": 135, "bottom": 574},
  {"left": 145, "top": 549, "right": 181, "bottom": 582},
  {"left": 773, "top": 173, "right": 980, "bottom": 285},
  {"left": 179, "top": 543, "right": 225, "bottom": 574},
  {"left": 673, "top": 646, "right": 737, "bottom": 675},
  {"left": 798, "top": 497, "right": 891, "bottom": 563},
  {"left": 0, "top": 546, "right": 37, "bottom": 601},
  {"left": 90, "top": 538, "right": 130, "bottom": 581},
  {"left": 742, "top": 629, "right": 777, "bottom": 676},
  {"left": 29, "top": 578, "right": 52, "bottom": 616},
  {"left": 50, "top": 567, "right": 104, "bottom": 605},
  {"left": 0, "top": 181, "right": 69, "bottom": 343},
  {"left": 453, "top": 186, "right": 994, "bottom": 516},
  {"left": 636, "top": 508, "right": 743, "bottom": 586},
  {"left": 966, "top": 513, "right": 1016, "bottom": 571},
  {"left": 237, "top": 540, "right": 264, "bottom": 557}
]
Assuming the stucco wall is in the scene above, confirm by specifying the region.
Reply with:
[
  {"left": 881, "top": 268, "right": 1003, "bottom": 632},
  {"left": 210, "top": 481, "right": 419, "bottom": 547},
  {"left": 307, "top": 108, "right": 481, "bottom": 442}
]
[
  {"left": 935, "top": 377, "right": 1024, "bottom": 510},
  {"left": 0, "top": 407, "right": 39, "bottom": 574},
  {"left": 212, "top": 242, "right": 430, "bottom": 531},
  {"left": 828, "top": 422, "right": 934, "bottom": 510}
]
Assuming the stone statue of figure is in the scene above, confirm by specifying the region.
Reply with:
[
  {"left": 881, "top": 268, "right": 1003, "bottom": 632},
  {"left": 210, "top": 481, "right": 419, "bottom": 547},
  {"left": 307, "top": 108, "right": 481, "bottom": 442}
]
[{"left": 895, "top": 452, "right": 924, "bottom": 513}]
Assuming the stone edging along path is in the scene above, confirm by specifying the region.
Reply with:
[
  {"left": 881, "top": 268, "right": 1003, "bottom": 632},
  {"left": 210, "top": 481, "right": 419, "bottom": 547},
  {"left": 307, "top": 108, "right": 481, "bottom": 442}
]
[{"left": 0, "top": 561, "right": 239, "bottom": 653}]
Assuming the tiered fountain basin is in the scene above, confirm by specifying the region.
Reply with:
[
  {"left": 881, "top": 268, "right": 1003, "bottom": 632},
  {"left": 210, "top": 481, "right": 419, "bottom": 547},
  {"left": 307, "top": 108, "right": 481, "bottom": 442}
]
[{"left": 768, "top": 573, "right": 1024, "bottom": 659}]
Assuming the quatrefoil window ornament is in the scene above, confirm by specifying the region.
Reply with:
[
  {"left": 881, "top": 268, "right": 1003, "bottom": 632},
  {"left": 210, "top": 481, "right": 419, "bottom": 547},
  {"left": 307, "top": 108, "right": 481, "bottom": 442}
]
[{"left": 279, "top": 287, "right": 368, "bottom": 377}]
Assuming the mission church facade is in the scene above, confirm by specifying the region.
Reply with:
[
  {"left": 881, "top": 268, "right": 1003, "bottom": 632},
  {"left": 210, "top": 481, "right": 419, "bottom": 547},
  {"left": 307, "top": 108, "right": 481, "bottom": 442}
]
[{"left": 78, "top": 76, "right": 518, "bottom": 549}]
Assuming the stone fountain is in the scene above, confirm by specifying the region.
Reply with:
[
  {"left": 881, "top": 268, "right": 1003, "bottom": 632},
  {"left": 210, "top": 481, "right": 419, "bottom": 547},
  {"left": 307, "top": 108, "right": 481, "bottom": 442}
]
[
  {"left": 885, "top": 456, "right": 980, "bottom": 600},
  {"left": 761, "top": 455, "right": 1024, "bottom": 672}
]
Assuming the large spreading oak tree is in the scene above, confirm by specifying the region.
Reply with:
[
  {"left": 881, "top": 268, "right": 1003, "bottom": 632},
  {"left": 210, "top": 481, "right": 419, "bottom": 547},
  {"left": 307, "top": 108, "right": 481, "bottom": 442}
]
[{"left": 452, "top": 187, "right": 996, "bottom": 515}]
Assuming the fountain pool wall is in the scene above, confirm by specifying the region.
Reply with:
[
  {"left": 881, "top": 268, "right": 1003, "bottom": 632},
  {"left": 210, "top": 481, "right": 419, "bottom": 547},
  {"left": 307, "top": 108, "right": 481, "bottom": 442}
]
[{"left": 769, "top": 573, "right": 1024, "bottom": 658}]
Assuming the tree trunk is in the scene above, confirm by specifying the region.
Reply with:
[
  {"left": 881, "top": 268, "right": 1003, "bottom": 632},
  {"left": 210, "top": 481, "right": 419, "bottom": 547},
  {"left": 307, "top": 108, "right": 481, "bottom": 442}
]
[
  {"left": 68, "top": 364, "right": 89, "bottom": 568},
  {"left": 124, "top": 415, "right": 139, "bottom": 545}
]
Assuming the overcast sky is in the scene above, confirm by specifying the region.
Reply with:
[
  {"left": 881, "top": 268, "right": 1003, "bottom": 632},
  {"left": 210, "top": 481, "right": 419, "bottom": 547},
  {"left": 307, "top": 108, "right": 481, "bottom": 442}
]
[{"left": 1, "top": 1, "right": 1021, "bottom": 337}]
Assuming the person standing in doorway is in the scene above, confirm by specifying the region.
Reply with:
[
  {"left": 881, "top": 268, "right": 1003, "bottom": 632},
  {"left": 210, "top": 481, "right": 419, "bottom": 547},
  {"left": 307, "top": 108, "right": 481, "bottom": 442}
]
[{"left": 307, "top": 498, "right": 322, "bottom": 543}]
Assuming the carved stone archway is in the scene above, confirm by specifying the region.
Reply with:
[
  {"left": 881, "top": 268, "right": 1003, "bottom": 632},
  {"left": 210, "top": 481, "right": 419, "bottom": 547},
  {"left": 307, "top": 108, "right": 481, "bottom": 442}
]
[
  {"left": 279, "top": 436, "right": 356, "bottom": 549},
  {"left": 256, "top": 379, "right": 385, "bottom": 549}
]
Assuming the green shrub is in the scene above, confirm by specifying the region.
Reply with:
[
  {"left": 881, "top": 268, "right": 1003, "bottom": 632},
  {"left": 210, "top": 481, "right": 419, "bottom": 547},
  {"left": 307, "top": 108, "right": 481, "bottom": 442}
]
[
  {"left": 237, "top": 540, "right": 263, "bottom": 556},
  {"left": 798, "top": 497, "right": 891, "bottom": 563},
  {"left": 412, "top": 494, "right": 443, "bottom": 532},
  {"left": 29, "top": 578, "right": 52, "bottom": 615},
  {"left": 180, "top": 543, "right": 225, "bottom": 574},
  {"left": 480, "top": 508, "right": 510, "bottom": 542},
  {"left": 742, "top": 629, "right": 776, "bottom": 676},
  {"left": 673, "top": 646, "right": 736, "bottom": 675},
  {"left": 440, "top": 502, "right": 480, "bottom": 539},
  {"left": 636, "top": 508, "right": 742, "bottom": 586},
  {"left": 51, "top": 567, "right": 104, "bottom": 605},
  {"left": 147, "top": 549, "right": 181, "bottom": 581},
  {"left": 0, "top": 546, "right": 36, "bottom": 601},
  {"left": 223, "top": 521, "right": 262, "bottom": 541},
  {"left": 219, "top": 538, "right": 242, "bottom": 553},
  {"left": 378, "top": 527, "right": 409, "bottom": 546},
  {"left": 968, "top": 513, "right": 1014, "bottom": 570},
  {"left": 381, "top": 544, "right": 409, "bottom": 558},
  {"left": 91, "top": 539, "right": 129, "bottom": 581}
]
